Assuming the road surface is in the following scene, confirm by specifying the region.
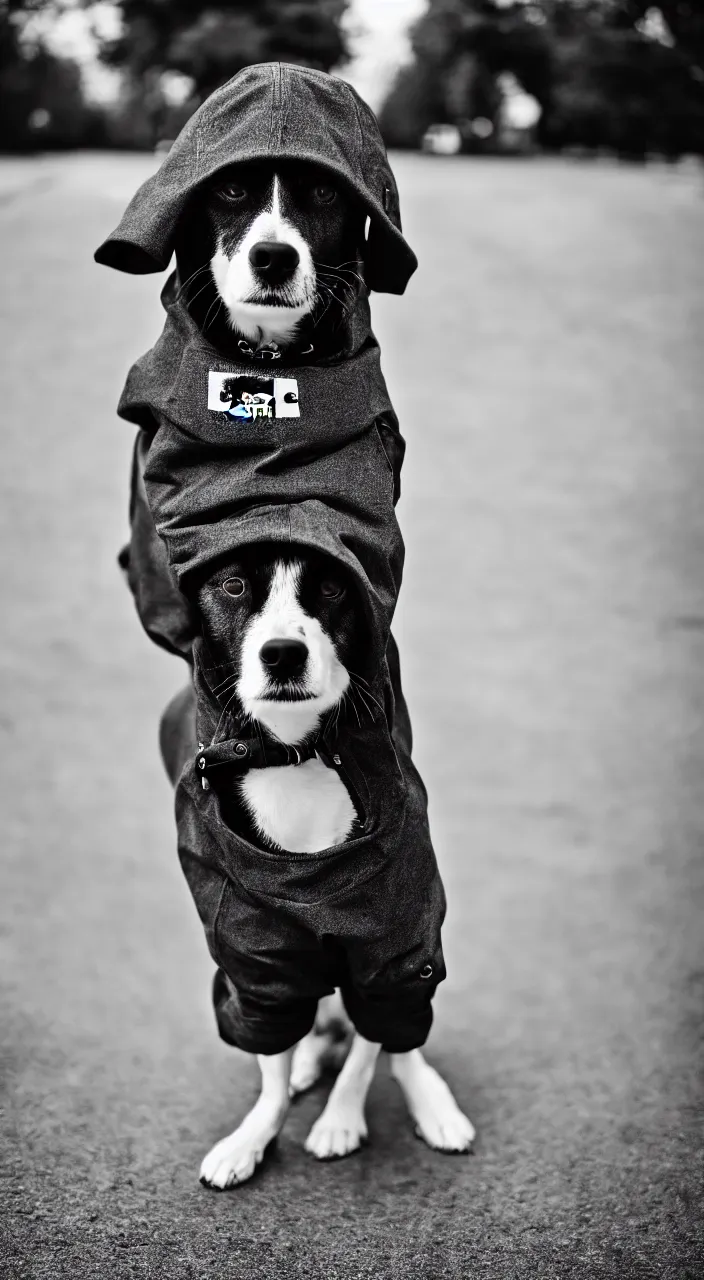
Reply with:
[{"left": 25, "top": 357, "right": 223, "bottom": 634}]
[{"left": 1, "top": 152, "right": 703, "bottom": 1278}]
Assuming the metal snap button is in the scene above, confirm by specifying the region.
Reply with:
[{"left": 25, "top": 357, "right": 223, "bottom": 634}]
[
  {"left": 201, "top": 777, "right": 210, "bottom": 791},
  {"left": 198, "top": 757, "right": 206, "bottom": 770},
  {"left": 234, "top": 742, "right": 248, "bottom": 757},
  {"left": 198, "top": 742, "right": 205, "bottom": 751},
  {"left": 333, "top": 754, "right": 341, "bottom": 766},
  {"left": 420, "top": 964, "right": 433, "bottom": 980}
]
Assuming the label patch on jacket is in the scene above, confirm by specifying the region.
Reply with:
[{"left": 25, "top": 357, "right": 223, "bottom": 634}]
[{"left": 208, "top": 373, "right": 300, "bottom": 421}]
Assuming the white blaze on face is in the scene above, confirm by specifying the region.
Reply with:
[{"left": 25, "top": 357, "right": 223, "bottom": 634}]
[
  {"left": 237, "top": 561, "right": 350, "bottom": 745},
  {"left": 210, "top": 175, "right": 316, "bottom": 345}
]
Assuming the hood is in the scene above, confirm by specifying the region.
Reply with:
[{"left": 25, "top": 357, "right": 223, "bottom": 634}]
[{"left": 94, "top": 62, "right": 416, "bottom": 295}]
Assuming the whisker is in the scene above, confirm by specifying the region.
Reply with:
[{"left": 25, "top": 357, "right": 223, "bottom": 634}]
[
  {"left": 210, "top": 668, "right": 239, "bottom": 694},
  {"left": 213, "top": 680, "right": 240, "bottom": 706},
  {"left": 350, "top": 674, "right": 384, "bottom": 717},
  {"left": 219, "top": 686, "right": 241, "bottom": 719},
  {"left": 203, "top": 293, "right": 224, "bottom": 333},
  {"left": 175, "top": 263, "right": 210, "bottom": 302},
  {"left": 346, "top": 687, "right": 362, "bottom": 729}
]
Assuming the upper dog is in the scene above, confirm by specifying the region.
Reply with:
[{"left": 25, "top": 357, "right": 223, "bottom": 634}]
[{"left": 178, "top": 161, "right": 365, "bottom": 354}]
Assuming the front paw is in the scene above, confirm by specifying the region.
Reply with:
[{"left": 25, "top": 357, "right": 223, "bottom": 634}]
[
  {"left": 392, "top": 1054, "right": 475, "bottom": 1154},
  {"left": 199, "top": 1130, "right": 276, "bottom": 1189},
  {"left": 304, "top": 1107, "right": 368, "bottom": 1160},
  {"left": 414, "top": 1107, "right": 475, "bottom": 1153}
]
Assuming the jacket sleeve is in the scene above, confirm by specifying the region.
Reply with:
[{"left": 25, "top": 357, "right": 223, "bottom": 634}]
[{"left": 119, "top": 429, "right": 197, "bottom": 661}]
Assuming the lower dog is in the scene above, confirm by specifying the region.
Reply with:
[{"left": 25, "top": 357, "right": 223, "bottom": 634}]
[{"left": 161, "top": 543, "right": 475, "bottom": 1188}]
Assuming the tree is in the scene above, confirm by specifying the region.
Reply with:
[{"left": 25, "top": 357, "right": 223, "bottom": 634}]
[
  {"left": 102, "top": 0, "right": 350, "bottom": 99},
  {"left": 0, "top": 0, "right": 93, "bottom": 150},
  {"left": 380, "top": 0, "right": 554, "bottom": 149},
  {"left": 379, "top": 0, "right": 704, "bottom": 155}
]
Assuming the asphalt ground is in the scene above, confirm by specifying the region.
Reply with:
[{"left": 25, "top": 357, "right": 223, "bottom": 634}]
[{"left": 1, "top": 151, "right": 703, "bottom": 1279}]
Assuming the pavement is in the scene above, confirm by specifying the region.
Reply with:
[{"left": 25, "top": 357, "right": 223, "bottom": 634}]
[{"left": 0, "top": 151, "right": 703, "bottom": 1280}]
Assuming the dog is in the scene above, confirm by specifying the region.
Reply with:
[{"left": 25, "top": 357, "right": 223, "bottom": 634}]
[
  {"left": 160, "top": 543, "right": 475, "bottom": 1189},
  {"left": 99, "top": 66, "right": 474, "bottom": 1190},
  {"left": 176, "top": 160, "right": 366, "bottom": 357}
]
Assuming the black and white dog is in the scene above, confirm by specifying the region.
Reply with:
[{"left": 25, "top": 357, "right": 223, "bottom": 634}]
[
  {"left": 177, "top": 160, "right": 366, "bottom": 357},
  {"left": 162, "top": 164, "right": 475, "bottom": 1188},
  {"left": 178, "top": 543, "right": 475, "bottom": 1188}
]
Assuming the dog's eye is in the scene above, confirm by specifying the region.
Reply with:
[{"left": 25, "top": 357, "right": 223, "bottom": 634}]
[
  {"left": 320, "top": 580, "right": 344, "bottom": 599},
  {"left": 312, "top": 184, "right": 337, "bottom": 206},
  {"left": 222, "top": 577, "right": 246, "bottom": 597},
  {"left": 220, "top": 183, "right": 247, "bottom": 203}
]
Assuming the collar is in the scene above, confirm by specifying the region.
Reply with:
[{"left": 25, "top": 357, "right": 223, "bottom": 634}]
[
  {"left": 196, "top": 727, "right": 328, "bottom": 789},
  {"left": 236, "top": 337, "right": 315, "bottom": 363}
]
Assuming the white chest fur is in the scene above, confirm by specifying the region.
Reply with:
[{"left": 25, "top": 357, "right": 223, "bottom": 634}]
[{"left": 238, "top": 758, "right": 355, "bottom": 854}]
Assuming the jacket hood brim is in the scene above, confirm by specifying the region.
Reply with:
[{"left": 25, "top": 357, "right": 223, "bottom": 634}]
[{"left": 94, "top": 62, "right": 417, "bottom": 296}]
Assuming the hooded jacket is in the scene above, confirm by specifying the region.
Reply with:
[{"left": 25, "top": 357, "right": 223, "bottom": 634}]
[
  {"left": 169, "top": 510, "right": 447, "bottom": 1057},
  {"left": 95, "top": 62, "right": 417, "bottom": 295},
  {"left": 97, "top": 65, "right": 446, "bottom": 1055}
]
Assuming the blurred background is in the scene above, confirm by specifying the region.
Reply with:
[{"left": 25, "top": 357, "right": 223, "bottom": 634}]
[
  {"left": 2, "top": 0, "right": 704, "bottom": 160},
  {"left": 2, "top": 3, "right": 703, "bottom": 1278}
]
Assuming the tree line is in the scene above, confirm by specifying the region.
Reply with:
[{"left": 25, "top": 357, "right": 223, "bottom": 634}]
[
  {"left": 0, "top": 0, "right": 349, "bottom": 150},
  {"left": 1, "top": 0, "right": 702, "bottom": 157},
  {"left": 380, "top": 1, "right": 704, "bottom": 158}
]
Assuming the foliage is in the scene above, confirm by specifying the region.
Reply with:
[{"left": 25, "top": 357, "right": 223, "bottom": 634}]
[
  {"left": 379, "top": 0, "right": 704, "bottom": 156},
  {"left": 102, "top": 0, "right": 350, "bottom": 98},
  {"left": 0, "top": 0, "right": 97, "bottom": 150}
]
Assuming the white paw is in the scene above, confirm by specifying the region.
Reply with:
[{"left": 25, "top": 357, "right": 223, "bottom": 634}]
[
  {"left": 304, "top": 1106, "right": 368, "bottom": 1160},
  {"left": 392, "top": 1056, "right": 475, "bottom": 1154},
  {"left": 199, "top": 1128, "right": 274, "bottom": 1189},
  {"left": 414, "top": 1104, "right": 475, "bottom": 1153}
]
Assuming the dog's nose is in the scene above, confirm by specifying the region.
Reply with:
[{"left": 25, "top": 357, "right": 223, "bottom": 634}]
[
  {"left": 249, "top": 240, "right": 300, "bottom": 282},
  {"left": 259, "top": 638, "right": 308, "bottom": 678}
]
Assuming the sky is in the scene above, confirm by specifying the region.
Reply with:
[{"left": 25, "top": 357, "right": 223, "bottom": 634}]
[
  {"left": 29, "top": 0, "right": 426, "bottom": 110},
  {"left": 341, "top": 0, "right": 426, "bottom": 108}
]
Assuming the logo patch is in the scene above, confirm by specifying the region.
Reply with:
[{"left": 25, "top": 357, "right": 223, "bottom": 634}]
[{"left": 208, "top": 373, "right": 300, "bottom": 421}]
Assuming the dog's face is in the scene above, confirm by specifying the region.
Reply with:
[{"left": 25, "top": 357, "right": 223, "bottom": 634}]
[
  {"left": 197, "top": 545, "right": 363, "bottom": 741},
  {"left": 179, "top": 162, "right": 366, "bottom": 350}
]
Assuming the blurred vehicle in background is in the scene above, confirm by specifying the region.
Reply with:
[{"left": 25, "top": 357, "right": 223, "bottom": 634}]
[{"left": 422, "top": 123, "right": 462, "bottom": 154}]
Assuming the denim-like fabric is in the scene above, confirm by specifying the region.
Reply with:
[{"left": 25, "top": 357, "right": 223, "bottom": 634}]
[
  {"left": 111, "top": 286, "right": 445, "bottom": 1053},
  {"left": 111, "top": 282, "right": 445, "bottom": 1052},
  {"left": 171, "top": 655, "right": 446, "bottom": 1056},
  {"left": 102, "top": 82, "right": 445, "bottom": 1050},
  {"left": 94, "top": 62, "right": 417, "bottom": 295},
  {"left": 119, "top": 277, "right": 406, "bottom": 677}
]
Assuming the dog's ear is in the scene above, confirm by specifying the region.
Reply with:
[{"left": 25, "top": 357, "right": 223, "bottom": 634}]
[{"left": 360, "top": 167, "right": 417, "bottom": 293}]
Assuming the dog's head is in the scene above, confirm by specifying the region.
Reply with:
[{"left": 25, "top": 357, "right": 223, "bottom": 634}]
[
  {"left": 178, "top": 161, "right": 366, "bottom": 352},
  {"left": 196, "top": 543, "right": 364, "bottom": 744}
]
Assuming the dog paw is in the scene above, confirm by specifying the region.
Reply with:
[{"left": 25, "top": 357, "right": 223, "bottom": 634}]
[
  {"left": 304, "top": 1107, "right": 368, "bottom": 1160},
  {"left": 391, "top": 1054, "right": 475, "bottom": 1154},
  {"left": 413, "top": 1107, "right": 475, "bottom": 1153},
  {"left": 199, "top": 1129, "right": 276, "bottom": 1189}
]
